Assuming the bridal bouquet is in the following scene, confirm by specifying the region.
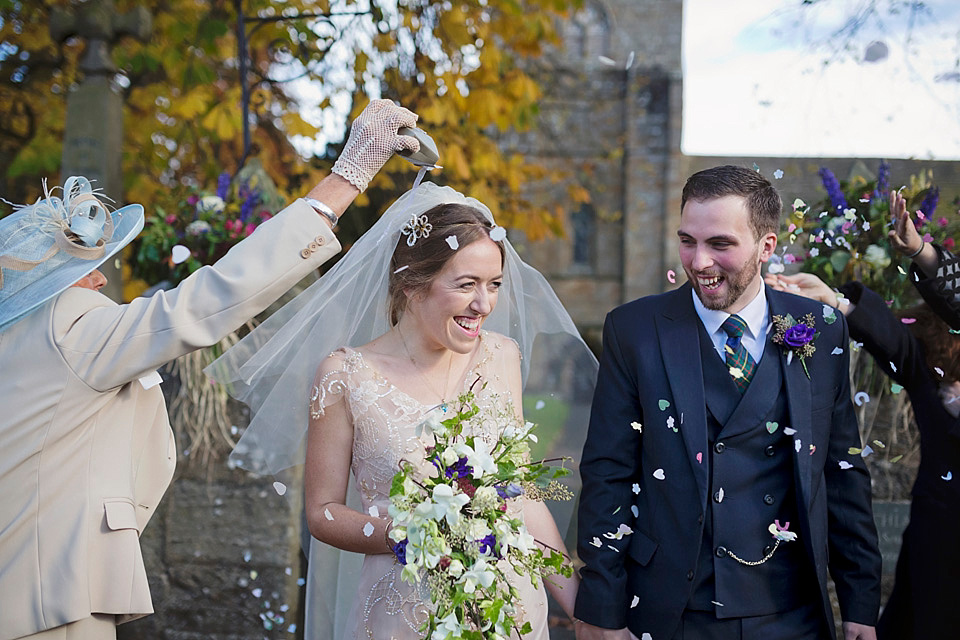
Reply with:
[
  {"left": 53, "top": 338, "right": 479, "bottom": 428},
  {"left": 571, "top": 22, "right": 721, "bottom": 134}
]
[{"left": 387, "top": 384, "right": 573, "bottom": 640}]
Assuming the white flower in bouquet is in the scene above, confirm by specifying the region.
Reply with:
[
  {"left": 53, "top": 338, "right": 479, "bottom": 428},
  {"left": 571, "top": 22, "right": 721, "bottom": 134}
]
[
  {"left": 453, "top": 440, "right": 497, "bottom": 479},
  {"left": 185, "top": 220, "right": 212, "bottom": 236},
  {"left": 460, "top": 557, "right": 496, "bottom": 593},
  {"left": 471, "top": 486, "right": 500, "bottom": 513},
  {"left": 863, "top": 244, "right": 891, "bottom": 270},
  {"left": 420, "top": 484, "right": 469, "bottom": 526},
  {"left": 416, "top": 407, "right": 449, "bottom": 439},
  {"left": 431, "top": 612, "right": 464, "bottom": 640},
  {"left": 196, "top": 195, "right": 226, "bottom": 213}
]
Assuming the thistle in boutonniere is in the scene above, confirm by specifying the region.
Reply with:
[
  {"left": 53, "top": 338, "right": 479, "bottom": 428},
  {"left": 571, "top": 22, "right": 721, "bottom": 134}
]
[{"left": 771, "top": 313, "right": 818, "bottom": 378}]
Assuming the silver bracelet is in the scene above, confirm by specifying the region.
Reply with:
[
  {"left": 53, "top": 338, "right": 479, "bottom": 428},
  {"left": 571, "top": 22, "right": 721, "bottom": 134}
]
[
  {"left": 303, "top": 197, "right": 339, "bottom": 227},
  {"left": 905, "top": 240, "right": 925, "bottom": 259}
]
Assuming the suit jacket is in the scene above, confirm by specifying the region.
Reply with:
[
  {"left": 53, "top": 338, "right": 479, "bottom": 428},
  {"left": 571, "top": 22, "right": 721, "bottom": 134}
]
[
  {"left": 574, "top": 284, "right": 881, "bottom": 640},
  {"left": 0, "top": 199, "right": 339, "bottom": 640}
]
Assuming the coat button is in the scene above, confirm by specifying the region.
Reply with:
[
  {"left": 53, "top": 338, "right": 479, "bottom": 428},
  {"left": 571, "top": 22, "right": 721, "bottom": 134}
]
[
  {"left": 687, "top": 570, "right": 695, "bottom": 581},
  {"left": 300, "top": 248, "right": 311, "bottom": 259},
  {"left": 714, "top": 442, "right": 726, "bottom": 454},
  {"left": 308, "top": 241, "right": 319, "bottom": 252},
  {"left": 763, "top": 494, "right": 775, "bottom": 505},
  {"left": 315, "top": 235, "right": 325, "bottom": 246},
  {"left": 713, "top": 491, "right": 723, "bottom": 503},
  {"left": 765, "top": 445, "right": 776, "bottom": 457},
  {"left": 715, "top": 546, "right": 727, "bottom": 558}
]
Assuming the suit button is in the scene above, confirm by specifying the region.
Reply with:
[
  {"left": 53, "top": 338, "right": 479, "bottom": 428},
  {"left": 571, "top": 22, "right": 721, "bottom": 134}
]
[
  {"left": 315, "top": 235, "right": 325, "bottom": 246},
  {"left": 765, "top": 445, "right": 776, "bottom": 457},
  {"left": 713, "top": 491, "right": 723, "bottom": 503},
  {"left": 714, "top": 442, "right": 725, "bottom": 454},
  {"left": 308, "top": 241, "right": 319, "bottom": 252},
  {"left": 763, "top": 494, "right": 775, "bottom": 505},
  {"left": 715, "top": 546, "right": 727, "bottom": 558},
  {"left": 687, "top": 570, "right": 695, "bottom": 581},
  {"left": 300, "top": 248, "right": 311, "bottom": 259}
]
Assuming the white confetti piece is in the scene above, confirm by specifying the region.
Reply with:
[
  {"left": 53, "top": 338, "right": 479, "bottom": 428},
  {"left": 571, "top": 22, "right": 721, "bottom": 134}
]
[
  {"left": 603, "top": 524, "right": 634, "bottom": 540},
  {"left": 231, "top": 425, "right": 239, "bottom": 435},
  {"left": 854, "top": 391, "right": 870, "bottom": 406},
  {"left": 860, "top": 445, "right": 874, "bottom": 458},
  {"left": 249, "top": 570, "right": 258, "bottom": 580},
  {"left": 943, "top": 471, "right": 953, "bottom": 481},
  {"left": 935, "top": 367, "right": 945, "bottom": 377},
  {"left": 392, "top": 265, "right": 409, "bottom": 274},
  {"left": 445, "top": 235, "right": 459, "bottom": 250},
  {"left": 631, "top": 421, "right": 643, "bottom": 432},
  {"left": 489, "top": 226, "right": 507, "bottom": 242},
  {"left": 795, "top": 439, "right": 802, "bottom": 453},
  {"left": 890, "top": 361, "right": 898, "bottom": 373},
  {"left": 631, "top": 505, "right": 639, "bottom": 517},
  {"left": 632, "top": 483, "right": 641, "bottom": 494},
  {"left": 711, "top": 601, "right": 724, "bottom": 607},
  {"left": 272, "top": 481, "right": 287, "bottom": 496},
  {"left": 774, "top": 169, "right": 784, "bottom": 179},
  {"left": 368, "top": 506, "right": 380, "bottom": 518},
  {"left": 839, "top": 461, "right": 854, "bottom": 470},
  {"left": 831, "top": 347, "right": 844, "bottom": 355},
  {"left": 362, "top": 522, "right": 375, "bottom": 537},
  {"left": 631, "top": 595, "right": 640, "bottom": 608},
  {"left": 590, "top": 537, "right": 602, "bottom": 547},
  {"left": 784, "top": 427, "right": 797, "bottom": 436},
  {"left": 666, "top": 416, "right": 676, "bottom": 431},
  {"left": 897, "top": 265, "right": 907, "bottom": 275},
  {"left": 535, "top": 400, "right": 545, "bottom": 410},
  {"left": 243, "top": 550, "right": 252, "bottom": 562},
  {"left": 252, "top": 588, "right": 262, "bottom": 598},
  {"left": 285, "top": 567, "right": 292, "bottom": 575},
  {"left": 642, "top": 635, "right": 654, "bottom": 640},
  {"left": 767, "top": 262, "right": 785, "bottom": 275},
  {"left": 324, "top": 508, "right": 334, "bottom": 521},
  {"left": 653, "top": 468, "right": 665, "bottom": 480},
  {"left": 607, "top": 545, "right": 620, "bottom": 552},
  {"left": 171, "top": 244, "right": 191, "bottom": 264}
]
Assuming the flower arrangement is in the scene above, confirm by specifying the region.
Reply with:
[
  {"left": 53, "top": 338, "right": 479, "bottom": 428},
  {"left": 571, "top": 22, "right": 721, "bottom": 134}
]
[
  {"left": 387, "top": 382, "right": 573, "bottom": 640},
  {"left": 775, "top": 161, "right": 960, "bottom": 307},
  {"left": 771, "top": 313, "right": 819, "bottom": 378},
  {"left": 128, "top": 171, "right": 274, "bottom": 288}
]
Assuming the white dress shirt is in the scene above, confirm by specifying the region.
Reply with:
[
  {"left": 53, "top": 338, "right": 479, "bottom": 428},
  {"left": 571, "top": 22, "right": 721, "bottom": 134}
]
[{"left": 692, "top": 284, "right": 769, "bottom": 365}]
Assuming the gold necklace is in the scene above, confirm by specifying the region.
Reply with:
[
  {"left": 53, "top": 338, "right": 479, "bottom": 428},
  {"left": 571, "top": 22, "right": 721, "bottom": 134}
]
[{"left": 397, "top": 326, "right": 455, "bottom": 404}]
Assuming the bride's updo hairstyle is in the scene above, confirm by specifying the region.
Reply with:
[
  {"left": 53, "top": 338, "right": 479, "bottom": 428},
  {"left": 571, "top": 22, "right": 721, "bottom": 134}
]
[{"left": 388, "top": 202, "right": 505, "bottom": 325}]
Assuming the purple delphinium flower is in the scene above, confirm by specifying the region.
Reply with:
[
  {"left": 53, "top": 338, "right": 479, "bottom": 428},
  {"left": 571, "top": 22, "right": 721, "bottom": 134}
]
[
  {"left": 239, "top": 184, "right": 260, "bottom": 222},
  {"left": 919, "top": 187, "right": 940, "bottom": 219},
  {"left": 444, "top": 456, "right": 474, "bottom": 479},
  {"left": 476, "top": 533, "right": 499, "bottom": 557},
  {"left": 873, "top": 160, "right": 890, "bottom": 200},
  {"left": 784, "top": 324, "right": 816, "bottom": 348},
  {"left": 818, "top": 167, "right": 847, "bottom": 213},
  {"left": 392, "top": 538, "right": 408, "bottom": 565},
  {"left": 216, "top": 172, "right": 231, "bottom": 200}
]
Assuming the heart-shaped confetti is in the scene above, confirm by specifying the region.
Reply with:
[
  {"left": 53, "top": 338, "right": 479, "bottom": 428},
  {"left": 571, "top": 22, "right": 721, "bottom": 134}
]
[
  {"left": 653, "top": 468, "right": 665, "bottom": 480},
  {"left": 766, "top": 421, "right": 779, "bottom": 434},
  {"left": 658, "top": 399, "right": 670, "bottom": 411},
  {"left": 839, "top": 461, "right": 853, "bottom": 470}
]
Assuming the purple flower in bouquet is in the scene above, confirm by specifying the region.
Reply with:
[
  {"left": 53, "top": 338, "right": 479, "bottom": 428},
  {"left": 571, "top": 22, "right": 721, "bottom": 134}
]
[
  {"left": 818, "top": 167, "right": 847, "bottom": 212},
  {"left": 919, "top": 187, "right": 940, "bottom": 218},
  {"left": 784, "top": 324, "right": 816, "bottom": 348},
  {"left": 444, "top": 456, "right": 474, "bottom": 480},
  {"left": 476, "top": 533, "right": 499, "bottom": 558},
  {"left": 392, "top": 538, "right": 408, "bottom": 565}
]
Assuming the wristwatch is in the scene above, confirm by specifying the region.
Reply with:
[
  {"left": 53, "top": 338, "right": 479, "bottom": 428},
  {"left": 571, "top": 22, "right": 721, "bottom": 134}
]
[{"left": 303, "top": 197, "right": 339, "bottom": 227}]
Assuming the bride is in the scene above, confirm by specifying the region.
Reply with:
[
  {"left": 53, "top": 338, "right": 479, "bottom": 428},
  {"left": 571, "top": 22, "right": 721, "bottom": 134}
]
[{"left": 209, "top": 182, "right": 597, "bottom": 638}]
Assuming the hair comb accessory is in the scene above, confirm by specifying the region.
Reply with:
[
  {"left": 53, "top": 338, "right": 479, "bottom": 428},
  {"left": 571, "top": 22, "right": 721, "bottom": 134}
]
[{"left": 400, "top": 212, "right": 433, "bottom": 247}]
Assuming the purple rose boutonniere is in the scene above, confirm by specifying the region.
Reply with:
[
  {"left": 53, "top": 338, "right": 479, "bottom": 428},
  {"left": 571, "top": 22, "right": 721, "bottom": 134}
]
[{"left": 772, "top": 313, "right": 818, "bottom": 378}]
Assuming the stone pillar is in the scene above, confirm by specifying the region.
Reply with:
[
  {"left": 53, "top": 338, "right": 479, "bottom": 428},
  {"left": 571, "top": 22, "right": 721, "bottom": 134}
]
[{"left": 50, "top": 0, "right": 151, "bottom": 301}]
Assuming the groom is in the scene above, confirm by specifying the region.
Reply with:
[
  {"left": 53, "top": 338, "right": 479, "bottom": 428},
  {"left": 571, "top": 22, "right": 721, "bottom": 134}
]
[{"left": 574, "top": 166, "right": 881, "bottom": 640}]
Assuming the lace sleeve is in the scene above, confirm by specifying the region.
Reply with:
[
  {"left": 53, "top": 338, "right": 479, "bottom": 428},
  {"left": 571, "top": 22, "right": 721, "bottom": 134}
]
[{"left": 309, "top": 349, "right": 351, "bottom": 419}]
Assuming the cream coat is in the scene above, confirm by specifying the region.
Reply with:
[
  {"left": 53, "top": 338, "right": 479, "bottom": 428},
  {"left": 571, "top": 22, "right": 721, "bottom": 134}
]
[{"left": 0, "top": 200, "right": 340, "bottom": 639}]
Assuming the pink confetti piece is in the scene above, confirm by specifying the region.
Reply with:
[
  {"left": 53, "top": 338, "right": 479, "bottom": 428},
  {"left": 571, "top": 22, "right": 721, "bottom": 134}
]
[
  {"left": 667, "top": 269, "right": 676, "bottom": 283},
  {"left": 901, "top": 317, "right": 916, "bottom": 324},
  {"left": 787, "top": 223, "right": 797, "bottom": 233},
  {"left": 809, "top": 444, "right": 816, "bottom": 455},
  {"left": 696, "top": 452, "right": 703, "bottom": 464}
]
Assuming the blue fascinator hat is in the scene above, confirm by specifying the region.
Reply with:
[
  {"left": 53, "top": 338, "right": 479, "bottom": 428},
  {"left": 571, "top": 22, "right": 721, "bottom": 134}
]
[{"left": 0, "top": 176, "right": 144, "bottom": 331}]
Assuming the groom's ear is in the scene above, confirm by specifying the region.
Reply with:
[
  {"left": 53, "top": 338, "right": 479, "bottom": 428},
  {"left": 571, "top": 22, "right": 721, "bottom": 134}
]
[{"left": 758, "top": 232, "right": 778, "bottom": 262}]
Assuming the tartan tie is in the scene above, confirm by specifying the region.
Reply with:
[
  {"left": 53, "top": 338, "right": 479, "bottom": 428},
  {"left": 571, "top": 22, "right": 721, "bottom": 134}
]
[{"left": 721, "top": 314, "right": 756, "bottom": 393}]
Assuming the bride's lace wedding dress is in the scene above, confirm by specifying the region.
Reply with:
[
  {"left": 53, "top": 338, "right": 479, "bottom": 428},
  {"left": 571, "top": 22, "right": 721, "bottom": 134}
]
[{"left": 309, "top": 331, "right": 550, "bottom": 640}]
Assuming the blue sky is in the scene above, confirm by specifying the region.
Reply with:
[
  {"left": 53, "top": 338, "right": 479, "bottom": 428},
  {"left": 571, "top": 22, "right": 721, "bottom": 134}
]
[{"left": 682, "top": 0, "right": 960, "bottom": 159}]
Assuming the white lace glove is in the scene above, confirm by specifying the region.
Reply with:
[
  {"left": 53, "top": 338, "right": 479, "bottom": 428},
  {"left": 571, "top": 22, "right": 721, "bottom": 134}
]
[{"left": 332, "top": 99, "right": 420, "bottom": 192}]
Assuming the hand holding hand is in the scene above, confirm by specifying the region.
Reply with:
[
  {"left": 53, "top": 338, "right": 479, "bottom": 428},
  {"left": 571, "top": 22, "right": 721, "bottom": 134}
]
[
  {"left": 764, "top": 272, "right": 836, "bottom": 305},
  {"left": 331, "top": 99, "right": 420, "bottom": 192},
  {"left": 842, "top": 621, "right": 877, "bottom": 640},
  {"left": 887, "top": 190, "right": 923, "bottom": 258},
  {"left": 574, "top": 621, "right": 637, "bottom": 640}
]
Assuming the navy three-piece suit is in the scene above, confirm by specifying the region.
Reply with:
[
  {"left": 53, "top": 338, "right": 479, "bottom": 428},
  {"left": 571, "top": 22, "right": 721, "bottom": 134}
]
[{"left": 575, "top": 284, "right": 881, "bottom": 639}]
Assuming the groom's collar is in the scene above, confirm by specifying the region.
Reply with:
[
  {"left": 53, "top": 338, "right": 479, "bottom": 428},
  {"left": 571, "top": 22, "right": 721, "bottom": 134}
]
[{"left": 690, "top": 283, "right": 768, "bottom": 342}]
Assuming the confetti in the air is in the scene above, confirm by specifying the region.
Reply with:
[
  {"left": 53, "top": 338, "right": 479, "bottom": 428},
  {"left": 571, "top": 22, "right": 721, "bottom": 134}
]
[
  {"left": 631, "top": 505, "right": 639, "bottom": 518},
  {"left": 854, "top": 392, "right": 870, "bottom": 406},
  {"left": 943, "top": 472, "right": 953, "bottom": 481},
  {"left": 631, "top": 595, "right": 640, "bottom": 608},
  {"left": 243, "top": 550, "right": 252, "bottom": 562},
  {"left": 831, "top": 347, "right": 844, "bottom": 355},
  {"left": 890, "top": 362, "right": 898, "bottom": 373},
  {"left": 809, "top": 444, "right": 816, "bottom": 455},
  {"left": 324, "top": 508, "right": 334, "bottom": 521},
  {"left": 774, "top": 169, "right": 784, "bottom": 179},
  {"left": 658, "top": 399, "right": 670, "bottom": 411},
  {"left": 795, "top": 440, "right": 802, "bottom": 453},
  {"left": 784, "top": 428, "right": 797, "bottom": 436},
  {"left": 696, "top": 452, "right": 703, "bottom": 464},
  {"left": 667, "top": 269, "right": 677, "bottom": 284},
  {"left": 766, "top": 421, "right": 779, "bottom": 434},
  {"left": 891, "top": 383, "right": 904, "bottom": 394},
  {"left": 368, "top": 506, "right": 380, "bottom": 518},
  {"left": 590, "top": 537, "right": 602, "bottom": 547},
  {"left": 631, "top": 421, "right": 643, "bottom": 432},
  {"left": 839, "top": 461, "right": 854, "bottom": 470},
  {"left": 535, "top": 400, "right": 545, "bottom": 410},
  {"left": 489, "top": 226, "right": 507, "bottom": 242},
  {"left": 935, "top": 367, "right": 945, "bottom": 377},
  {"left": 901, "top": 317, "right": 916, "bottom": 324},
  {"left": 860, "top": 445, "right": 874, "bottom": 458},
  {"left": 632, "top": 483, "right": 641, "bottom": 494},
  {"left": 653, "top": 468, "right": 666, "bottom": 480},
  {"left": 252, "top": 587, "right": 262, "bottom": 598},
  {"left": 604, "top": 524, "right": 634, "bottom": 540},
  {"left": 608, "top": 545, "right": 620, "bottom": 552},
  {"left": 873, "top": 440, "right": 886, "bottom": 448},
  {"left": 445, "top": 235, "right": 459, "bottom": 250},
  {"left": 273, "top": 481, "right": 287, "bottom": 496},
  {"left": 891, "top": 454, "right": 904, "bottom": 463},
  {"left": 171, "top": 244, "right": 191, "bottom": 264},
  {"left": 362, "top": 522, "right": 376, "bottom": 537}
]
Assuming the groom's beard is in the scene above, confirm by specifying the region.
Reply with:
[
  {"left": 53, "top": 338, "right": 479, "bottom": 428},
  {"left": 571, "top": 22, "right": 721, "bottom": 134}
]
[{"left": 689, "top": 254, "right": 761, "bottom": 312}]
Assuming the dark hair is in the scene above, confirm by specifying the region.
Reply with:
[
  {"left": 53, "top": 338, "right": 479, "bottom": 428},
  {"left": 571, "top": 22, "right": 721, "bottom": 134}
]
[
  {"left": 388, "top": 203, "right": 505, "bottom": 325},
  {"left": 681, "top": 165, "right": 782, "bottom": 238},
  {"left": 895, "top": 303, "right": 960, "bottom": 384}
]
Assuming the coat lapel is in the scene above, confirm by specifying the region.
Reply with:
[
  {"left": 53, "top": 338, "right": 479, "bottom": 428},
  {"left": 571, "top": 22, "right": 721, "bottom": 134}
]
[
  {"left": 768, "top": 287, "right": 814, "bottom": 509},
  {"left": 656, "top": 284, "right": 709, "bottom": 509}
]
